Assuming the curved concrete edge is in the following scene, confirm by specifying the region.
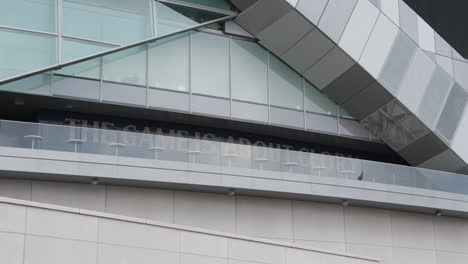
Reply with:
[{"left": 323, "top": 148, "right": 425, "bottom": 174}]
[
  {"left": 0, "top": 196, "right": 380, "bottom": 262},
  {"left": 0, "top": 147, "right": 467, "bottom": 217}
]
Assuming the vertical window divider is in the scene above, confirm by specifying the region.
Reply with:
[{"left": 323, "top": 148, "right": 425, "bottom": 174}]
[
  {"left": 50, "top": 71, "right": 54, "bottom": 96},
  {"left": 189, "top": 31, "right": 192, "bottom": 113},
  {"left": 151, "top": 0, "right": 157, "bottom": 37},
  {"left": 99, "top": 56, "right": 103, "bottom": 102},
  {"left": 229, "top": 36, "right": 232, "bottom": 119},
  {"left": 57, "top": 0, "right": 62, "bottom": 64},
  {"left": 267, "top": 51, "right": 270, "bottom": 124},
  {"left": 303, "top": 78, "right": 306, "bottom": 130},
  {"left": 146, "top": 43, "right": 150, "bottom": 108}
]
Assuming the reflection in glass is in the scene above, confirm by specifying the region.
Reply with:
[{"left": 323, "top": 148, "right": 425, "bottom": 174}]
[
  {"left": 55, "top": 59, "right": 101, "bottom": 80},
  {"left": 0, "top": 28, "right": 57, "bottom": 80},
  {"left": 191, "top": 32, "right": 229, "bottom": 98},
  {"left": 63, "top": 0, "right": 153, "bottom": 44},
  {"left": 62, "top": 38, "right": 114, "bottom": 63},
  {"left": 305, "top": 81, "right": 337, "bottom": 116},
  {"left": 148, "top": 33, "right": 190, "bottom": 91},
  {"left": 0, "top": 73, "right": 51, "bottom": 95},
  {"left": 155, "top": 1, "right": 225, "bottom": 36},
  {"left": 177, "top": 0, "right": 233, "bottom": 11},
  {"left": 231, "top": 39, "right": 268, "bottom": 104},
  {"left": 269, "top": 55, "right": 303, "bottom": 110},
  {"left": 0, "top": 0, "right": 57, "bottom": 33},
  {"left": 102, "top": 46, "right": 147, "bottom": 86}
]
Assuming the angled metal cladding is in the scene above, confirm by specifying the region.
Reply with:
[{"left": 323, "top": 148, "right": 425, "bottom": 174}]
[{"left": 232, "top": 0, "right": 468, "bottom": 174}]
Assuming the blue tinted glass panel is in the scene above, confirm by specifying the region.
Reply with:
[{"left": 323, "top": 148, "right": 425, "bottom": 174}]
[
  {"left": 269, "top": 55, "right": 303, "bottom": 110},
  {"left": 231, "top": 39, "right": 268, "bottom": 104},
  {"left": 156, "top": 1, "right": 225, "bottom": 36},
  {"left": 0, "top": 29, "right": 57, "bottom": 80},
  {"left": 63, "top": 0, "right": 153, "bottom": 44},
  {"left": 0, "top": 0, "right": 56, "bottom": 32},
  {"left": 177, "top": 0, "right": 233, "bottom": 11}
]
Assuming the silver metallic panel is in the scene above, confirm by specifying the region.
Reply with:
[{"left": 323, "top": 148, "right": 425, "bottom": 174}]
[
  {"left": 257, "top": 10, "right": 314, "bottom": 56},
  {"left": 323, "top": 64, "right": 375, "bottom": 105},
  {"left": 281, "top": 29, "right": 334, "bottom": 73},
  {"left": 317, "top": 0, "right": 358, "bottom": 42},
  {"left": 305, "top": 112, "right": 338, "bottom": 134},
  {"left": 102, "top": 82, "right": 145, "bottom": 106},
  {"left": 191, "top": 95, "right": 230, "bottom": 118},
  {"left": 235, "top": 0, "right": 292, "bottom": 35},
  {"left": 231, "top": 100, "right": 268, "bottom": 123},
  {"left": 53, "top": 76, "right": 99, "bottom": 101},
  {"left": 343, "top": 82, "right": 393, "bottom": 120},
  {"left": 148, "top": 88, "right": 189, "bottom": 112},
  {"left": 270, "top": 106, "right": 304, "bottom": 129}
]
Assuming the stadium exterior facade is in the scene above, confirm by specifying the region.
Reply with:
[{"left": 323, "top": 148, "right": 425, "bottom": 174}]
[{"left": 0, "top": 0, "right": 467, "bottom": 263}]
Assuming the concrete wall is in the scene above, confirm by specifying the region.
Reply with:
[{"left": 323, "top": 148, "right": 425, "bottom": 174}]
[
  {"left": 0, "top": 198, "right": 378, "bottom": 264},
  {"left": 0, "top": 178, "right": 467, "bottom": 264}
]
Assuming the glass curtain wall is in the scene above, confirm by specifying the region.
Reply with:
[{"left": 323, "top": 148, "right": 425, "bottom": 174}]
[
  {"left": 0, "top": 0, "right": 232, "bottom": 81},
  {"left": 41, "top": 30, "right": 354, "bottom": 120}
]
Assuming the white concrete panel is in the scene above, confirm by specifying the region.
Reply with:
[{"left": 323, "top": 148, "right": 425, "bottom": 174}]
[
  {"left": 318, "top": 0, "right": 358, "bottom": 43},
  {"left": 0, "top": 232, "right": 23, "bottom": 264},
  {"left": 436, "top": 55, "right": 454, "bottom": 77},
  {"left": 453, "top": 60, "right": 468, "bottom": 91},
  {"left": 285, "top": 248, "right": 321, "bottom": 264},
  {"left": 98, "top": 218, "right": 180, "bottom": 252},
  {"left": 346, "top": 244, "right": 392, "bottom": 264},
  {"left": 98, "top": 244, "right": 179, "bottom": 264},
  {"left": 0, "top": 203, "right": 26, "bottom": 233},
  {"left": 281, "top": 29, "right": 334, "bottom": 73},
  {"left": 391, "top": 211, "right": 435, "bottom": 250},
  {"left": 398, "top": 0, "right": 419, "bottom": 44},
  {"left": 339, "top": 0, "right": 380, "bottom": 61},
  {"left": 435, "top": 33, "right": 452, "bottom": 57},
  {"left": 26, "top": 208, "right": 98, "bottom": 241},
  {"left": 398, "top": 49, "right": 437, "bottom": 113},
  {"left": 344, "top": 207, "right": 392, "bottom": 246},
  {"left": 236, "top": 196, "right": 293, "bottom": 239},
  {"left": 359, "top": 14, "right": 399, "bottom": 78},
  {"left": 24, "top": 235, "right": 97, "bottom": 264},
  {"left": 452, "top": 106, "right": 468, "bottom": 161},
  {"left": 292, "top": 201, "right": 345, "bottom": 242},
  {"left": 181, "top": 231, "right": 228, "bottom": 258},
  {"left": 257, "top": 10, "right": 314, "bottom": 56},
  {"left": 0, "top": 179, "right": 31, "bottom": 200},
  {"left": 304, "top": 47, "right": 355, "bottom": 90},
  {"left": 392, "top": 247, "right": 436, "bottom": 264},
  {"left": 417, "top": 16, "right": 436, "bottom": 53},
  {"left": 174, "top": 191, "right": 236, "bottom": 233},
  {"left": 434, "top": 216, "right": 468, "bottom": 253},
  {"left": 381, "top": 0, "right": 400, "bottom": 26},
  {"left": 181, "top": 254, "right": 227, "bottom": 264},
  {"left": 296, "top": 0, "right": 328, "bottom": 25},
  {"left": 228, "top": 239, "right": 285, "bottom": 264},
  {"left": 31, "top": 181, "right": 105, "bottom": 211},
  {"left": 436, "top": 251, "right": 468, "bottom": 264},
  {"left": 106, "top": 186, "right": 173, "bottom": 222}
]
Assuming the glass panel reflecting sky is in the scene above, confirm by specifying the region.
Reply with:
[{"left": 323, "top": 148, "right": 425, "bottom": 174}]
[
  {"left": 269, "top": 55, "right": 303, "bottom": 110},
  {"left": 177, "top": 0, "right": 233, "bottom": 11},
  {"left": 0, "top": 0, "right": 57, "bottom": 33},
  {"left": 231, "top": 39, "right": 268, "bottom": 104},
  {"left": 191, "top": 32, "right": 229, "bottom": 98},
  {"left": 0, "top": 28, "right": 57, "bottom": 80},
  {"left": 155, "top": 1, "right": 226, "bottom": 36},
  {"left": 148, "top": 33, "right": 190, "bottom": 91},
  {"left": 63, "top": 0, "right": 153, "bottom": 44}
]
